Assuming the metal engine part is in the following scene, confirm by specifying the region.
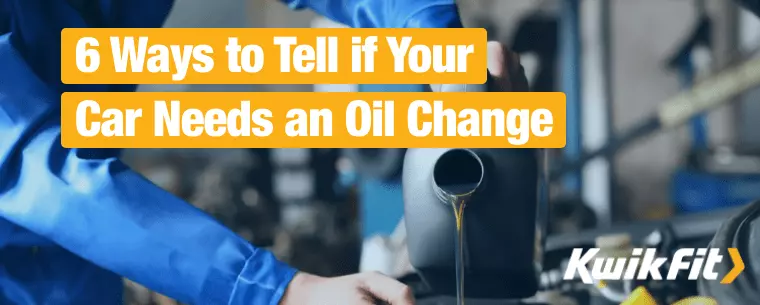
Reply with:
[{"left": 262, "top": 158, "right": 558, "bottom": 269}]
[{"left": 698, "top": 200, "right": 760, "bottom": 304}]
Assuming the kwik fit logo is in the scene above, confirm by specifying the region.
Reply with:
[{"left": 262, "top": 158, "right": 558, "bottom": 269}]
[{"left": 563, "top": 248, "right": 744, "bottom": 284}]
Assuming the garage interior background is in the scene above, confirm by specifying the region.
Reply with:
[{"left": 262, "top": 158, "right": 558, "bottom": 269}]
[{"left": 122, "top": 0, "right": 760, "bottom": 304}]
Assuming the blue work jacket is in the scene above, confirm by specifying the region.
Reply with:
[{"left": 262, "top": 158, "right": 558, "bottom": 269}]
[{"left": 0, "top": 0, "right": 461, "bottom": 304}]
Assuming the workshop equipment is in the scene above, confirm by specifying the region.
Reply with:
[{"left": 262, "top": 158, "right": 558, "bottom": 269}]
[
  {"left": 667, "top": 16, "right": 712, "bottom": 152},
  {"left": 548, "top": 196, "right": 597, "bottom": 234},
  {"left": 667, "top": 15, "right": 760, "bottom": 213},
  {"left": 550, "top": 54, "right": 760, "bottom": 182},
  {"left": 559, "top": 0, "right": 583, "bottom": 193},
  {"left": 671, "top": 161, "right": 760, "bottom": 213},
  {"left": 619, "top": 287, "right": 657, "bottom": 305},
  {"left": 588, "top": 234, "right": 635, "bottom": 304},
  {"left": 698, "top": 199, "right": 760, "bottom": 304}
]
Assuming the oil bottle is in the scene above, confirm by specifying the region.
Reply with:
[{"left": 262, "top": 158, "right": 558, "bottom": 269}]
[
  {"left": 402, "top": 147, "right": 547, "bottom": 300},
  {"left": 432, "top": 149, "right": 483, "bottom": 305}
]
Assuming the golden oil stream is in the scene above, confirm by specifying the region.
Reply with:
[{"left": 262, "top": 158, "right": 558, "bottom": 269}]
[
  {"left": 440, "top": 183, "right": 477, "bottom": 305},
  {"left": 451, "top": 197, "right": 467, "bottom": 305}
]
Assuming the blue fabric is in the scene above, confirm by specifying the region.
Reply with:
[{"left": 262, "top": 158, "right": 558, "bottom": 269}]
[
  {"left": 0, "top": 0, "right": 462, "bottom": 304},
  {"left": 282, "top": 0, "right": 463, "bottom": 28}
]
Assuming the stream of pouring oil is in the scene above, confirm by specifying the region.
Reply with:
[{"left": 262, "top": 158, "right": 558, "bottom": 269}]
[
  {"left": 440, "top": 183, "right": 479, "bottom": 305},
  {"left": 452, "top": 197, "right": 466, "bottom": 305}
]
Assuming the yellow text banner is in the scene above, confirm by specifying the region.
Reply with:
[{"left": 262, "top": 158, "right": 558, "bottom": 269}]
[
  {"left": 61, "top": 92, "right": 566, "bottom": 148},
  {"left": 61, "top": 28, "right": 487, "bottom": 85}
]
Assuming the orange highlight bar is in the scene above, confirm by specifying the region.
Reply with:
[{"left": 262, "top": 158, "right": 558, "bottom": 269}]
[
  {"left": 60, "top": 28, "right": 487, "bottom": 85},
  {"left": 60, "top": 92, "right": 566, "bottom": 149}
]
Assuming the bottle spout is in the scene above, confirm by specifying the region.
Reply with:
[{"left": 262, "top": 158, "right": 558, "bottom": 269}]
[{"left": 432, "top": 149, "right": 485, "bottom": 203}]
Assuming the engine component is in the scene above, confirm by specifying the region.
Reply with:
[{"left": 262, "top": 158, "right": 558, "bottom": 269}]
[
  {"left": 671, "top": 296, "right": 718, "bottom": 305},
  {"left": 591, "top": 234, "right": 635, "bottom": 304},
  {"left": 698, "top": 200, "right": 760, "bottom": 304},
  {"left": 620, "top": 287, "right": 657, "bottom": 305},
  {"left": 548, "top": 196, "right": 597, "bottom": 234}
]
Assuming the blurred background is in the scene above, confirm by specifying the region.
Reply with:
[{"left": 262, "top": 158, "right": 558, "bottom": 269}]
[{"left": 124, "top": 0, "right": 760, "bottom": 303}]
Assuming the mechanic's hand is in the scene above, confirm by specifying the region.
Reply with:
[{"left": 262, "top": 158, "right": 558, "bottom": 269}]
[
  {"left": 486, "top": 41, "right": 530, "bottom": 92},
  {"left": 280, "top": 272, "right": 415, "bottom": 305}
]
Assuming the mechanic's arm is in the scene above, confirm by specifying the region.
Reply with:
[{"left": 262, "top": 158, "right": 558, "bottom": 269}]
[
  {"left": 2, "top": 2, "right": 416, "bottom": 305},
  {"left": 1, "top": 1, "right": 295, "bottom": 304},
  {"left": 280, "top": 0, "right": 463, "bottom": 28},
  {"left": 0, "top": 44, "right": 296, "bottom": 305}
]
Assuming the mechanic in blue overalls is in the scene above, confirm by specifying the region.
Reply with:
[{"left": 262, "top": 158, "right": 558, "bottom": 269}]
[{"left": 0, "top": 0, "right": 521, "bottom": 304}]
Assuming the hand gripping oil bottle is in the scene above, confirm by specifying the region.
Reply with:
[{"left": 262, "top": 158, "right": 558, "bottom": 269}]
[{"left": 402, "top": 80, "right": 549, "bottom": 302}]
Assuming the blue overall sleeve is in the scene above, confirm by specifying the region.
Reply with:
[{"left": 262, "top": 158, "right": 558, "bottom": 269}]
[
  {"left": 281, "top": 0, "right": 463, "bottom": 28},
  {"left": 0, "top": 0, "right": 464, "bottom": 304},
  {"left": 0, "top": 1, "right": 296, "bottom": 304}
]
